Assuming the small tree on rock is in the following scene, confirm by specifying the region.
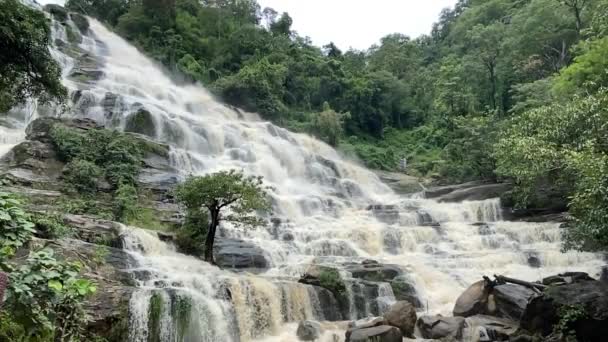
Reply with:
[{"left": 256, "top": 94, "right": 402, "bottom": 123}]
[{"left": 175, "top": 170, "right": 271, "bottom": 264}]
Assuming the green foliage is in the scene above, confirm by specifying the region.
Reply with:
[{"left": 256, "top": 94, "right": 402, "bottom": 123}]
[
  {"left": 554, "top": 304, "right": 587, "bottom": 338},
  {"left": 554, "top": 36, "right": 608, "bottom": 95},
  {"left": 0, "top": 192, "right": 36, "bottom": 262},
  {"left": 5, "top": 249, "right": 97, "bottom": 341},
  {"left": 93, "top": 245, "right": 109, "bottom": 265},
  {"left": 175, "top": 170, "right": 271, "bottom": 261},
  {"left": 148, "top": 292, "right": 164, "bottom": 342},
  {"left": 0, "top": 0, "right": 67, "bottom": 113},
  {"left": 318, "top": 268, "right": 346, "bottom": 296},
  {"left": 32, "top": 212, "right": 73, "bottom": 239},
  {"left": 59, "top": 197, "right": 113, "bottom": 220},
  {"left": 311, "top": 102, "right": 349, "bottom": 146},
  {"left": 174, "top": 209, "right": 207, "bottom": 256},
  {"left": 495, "top": 89, "right": 608, "bottom": 251},
  {"left": 112, "top": 183, "right": 139, "bottom": 222},
  {"left": 64, "top": 159, "right": 104, "bottom": 194}
]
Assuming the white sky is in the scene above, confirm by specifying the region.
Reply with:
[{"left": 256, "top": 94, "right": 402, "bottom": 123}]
[{"left": 258, "top": 0, "right": 457, "bottom": 50}]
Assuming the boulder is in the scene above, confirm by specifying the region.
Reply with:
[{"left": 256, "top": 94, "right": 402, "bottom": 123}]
[
  {"left": 542, "top": 272, "right": 595, "bottom": 286},
  {"left": 347, "top": 325, "right": 402, "bottom": 342},
  {"left": 125, "top": 108, "right": 156, "bottom": 137},
  {"left": 453, "top": 280, "right": 490, "bottom": 317},
  {"left": 390, "top": 276, "right": 422, "bottom": 308},
  {"left": 345, "top": 260, "right": 402, "bottom": 281},
  {"left": 311, "top": 286, "right": 343, "bottom": 321},
  {"left": 63, "top": 214, "right": 123, "bottom": 248},
  {"left": 296, "top": 320, "right": 322, "bottom": 341},
  {"left": 521, "top": 280, "right": 608, "bottom": 340},
  {"left": 463, "top": 315, "right": 518, "bottom": 341},
  {"left": 70, "top": 13, "right": 89, "bottom": 33},
  {"left": 383, "top": 300, "right": 417, "bottom": 337},
  {"left": 213, "top": 238, "right": 269, "bottom": 270},
  {"left": 69, "top": 53, "right": 104, "bottom": 82},
  {"left": 417, "top": 315, "right": 466, "bottom": 340},
  {"left": 490, "top": 284, "right": 536, "bottom": 321}
]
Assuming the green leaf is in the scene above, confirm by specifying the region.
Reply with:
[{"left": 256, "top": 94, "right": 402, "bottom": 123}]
[{"left": 48, "top": 279, "right": 63, "bottom": 292}]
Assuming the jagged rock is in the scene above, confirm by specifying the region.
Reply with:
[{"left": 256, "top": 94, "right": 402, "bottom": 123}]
[
  {"left": 490, "top": 284, "right": 536, "bottom": 321},
  {"left": 521, "top": 280, "right": 608, "bottom": 340},
  {"left": 383, "top": 300, "right": 417, "bottom": 337},
  {"left": 453, "top": 280, "right": 489, "bottom": 317},
  {"left": 436, "top": 183, "right": 512, "bottom": 203},
  {"left": 296, "top": 320, "right": 322, "bottom": 341},
  {"left": 417, "top": 315, "right": 466, "bottom": 340},
  {"left": 464, "top": 315, "right": 518, "bottom": 341},
  {"left": 213, "top": 238, "right": 269, "bottom": 270},
  {"left": 347, "top": 325, "right": 402, "bottom": 342},
  {"left": 125, "top": 108, "right": 156, "bottom": 137},
  {"left": 44, "top": 4, "right": 68, "bottom": 22}
]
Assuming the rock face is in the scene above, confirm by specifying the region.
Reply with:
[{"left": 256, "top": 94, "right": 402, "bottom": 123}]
[
  {"left": 436, "top": 183, "right": 512, "bottom": 203},
  {"left": 374, "top": 169, "right": 423, "bottom": 194},
  {"left": 296, "top": 320, "right": 321, "bottom": 341},
  {"left": 417, "top": 315, "right": 466, "bottom": 340},
  {"left": 491, "top": 284, "right": 536, "bottom": 321},
  {"left": 125, "top": 108, "right": 156, "bottom": 137},
  {"left": 383, "top": 300, "right": 417, "bottom": 337},
  {"left": 521, "top": 279, "right": 608, "bottom": 340},
  {"left": 347, "top": 325, "right": 402, "bottom": 342},
  {"left": 213, "top": 238, "right": 269, "bottom": 270}
]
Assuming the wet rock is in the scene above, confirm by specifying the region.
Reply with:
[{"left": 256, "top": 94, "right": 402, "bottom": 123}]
[
  {"left": 125, "top": 108, "right": 156, "bottom": 137},
  {"left": 453, "top": 280, "right": 490, "bottom": 317},
  {"left": 311, "top": 286, "right": 343, "bottom": 321},
  {"left": 63, "top": 214, "right": 123, "bottom": 248},
  {"left": 44, "top": 4, "right": 68, "bottom": 22},
  {"left": 347, "top": 325, "right": 402, "bottom": 342},
  {"left": 424, "top": 181, "right": 488, "bottom": 198},
  {"left": 417, "top": 315, "right": 465, "bottom": 340},
  {"left": 383, "top": 300, "right": 417, "bottom": 337},
  {"left": 436, "top": 183, "right": 511, "bottom": 203},
  {"left": 525, "top": 251, "right": 541, "bottom": 268},
  {"left": 477, "top": 223, "right": 495, "bottom": 235},
  {"left": 305, "top": 239, "right": 358, "bottom": 257},
  {"left": 464, "top": 315, "right": 518, "bottom": 341},
  {"left": 102, "top": 92, "right": 126, "bottom": 121},
  {"left": 521, "top": 280, "right": 608, "bottom": 340},
  {"left": 601, "top": 266, "right": 608, "bottom": 283},
  {"left": 349, "top": 316, "right": 388, "bottom": 330},
  {"left": 417, "top": 209, "right": 440, "bottom": 227},
  {"left": 367, "top": 204, "right": 400, "bottom": 224},
  {"left": 69, "top": 53, "right": 104, "bottom": 82},
  {"left": 70, "top": 13, "right": 89, "bottom": 33},
  {"left": 374, "top": 170, "right": 423, "bottom": 194},
  {"left": 296, "top": 320, "right": 322, "bottom": 341},
  {"left": 345, "top": 262, "right": 401, "bottom": 281},
  {"left": 491, "top": 284, "right": 536, "bottom": 321},
  {"left": 542, "top": 272, "right": 595, "bottom": 286},
  {"left": 213, "top": 238, "right": 269, "bottom": 270},
  {"left": 390, "top": 276, "right": 422, "bottom": 308}
]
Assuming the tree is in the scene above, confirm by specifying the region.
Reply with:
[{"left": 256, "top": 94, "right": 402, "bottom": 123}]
[
  {"left": 0, "top": 0, "right": 67, "bottom": 113},
  {"left": 311, "top": 102, "right": 350, "bottom": 146},
  {"left": 175, "top": 170, "right": 271, "bottom": 264}
]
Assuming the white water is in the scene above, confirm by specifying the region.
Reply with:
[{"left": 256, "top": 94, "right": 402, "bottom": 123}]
[{"left": 1, "top": 10, "right": 605, "bottom": 341}]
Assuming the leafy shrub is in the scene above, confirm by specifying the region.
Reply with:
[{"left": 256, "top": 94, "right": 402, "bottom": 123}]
[
  {"left": 63, "top": 159, "right": 103, "bottom": 194},
  {"left": 112, "top": 183, "right": 139, "bottom": 222},
  {"left": 0, "top": 192, "right": 36, "bottom": 262},
  {"left": 32, "top": 212, "right": 72, "bottom": 239},
  {"left": 318, "top": 268, "right": 346, "bottom": 296}
]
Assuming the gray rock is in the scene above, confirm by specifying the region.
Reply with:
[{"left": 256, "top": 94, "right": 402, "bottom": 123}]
[
  {"left": 542, "top": 272, "right": 594, "bottom": 286},
  {"left": 417, "top": 315, "right": 465, "bottom": 340},
  {"left": 424, "top": 181, "right": 488, "bottom": 198},
  {"left": 453, "top": 280, "right": 489, "bottom": 317},
  {"left": 70, "top": 13, "right": 89, "bottom": 33},
  {"left": 464, "top": 315, "right": 518, "bottom": 341},
  {"left": 311, "top": 286, "right": 343, "bottom": 321},
  {"left": 521, "top": 280, "right": 608, "bottom": 340},
  {"left": 374, "top": 170, "right": 423, "bottom": 194},
  {"left": 213, "top": 238, "right": 269, "bottom": 269},
  {"left": 296, "top": 320, "right": 321, "bottom": 341},
  {"left": 44, "top": 4, "right": 68, "bottom": 22},
  {"left": 125, "top": 108, "right": 156, "bottom": 137},
  {"left": 490, "top": 284, "right": 536, "bottom": 321},
  {"left": 367, "top": 204, "right": 400, "bottom": 224},
  {"left": 383, "top": 300, "right": 417, "bottom": 337},
  {"left": 390, "top": 276, "right": 422, "bottom": 308},
  {"left": 347, "top": 325, "right": 402, "bottom": 342}
]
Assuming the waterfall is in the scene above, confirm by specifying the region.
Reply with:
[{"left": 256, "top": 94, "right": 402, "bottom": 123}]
[{"left": 1, "top": 8, "right": 605, "bottom": 341}]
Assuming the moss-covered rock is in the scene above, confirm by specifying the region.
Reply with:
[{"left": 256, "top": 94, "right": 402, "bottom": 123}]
[
  {"left": 125, "top": 109, "right": 156, "bottom": 137},
  {"left": 44, "top": 4, "right": 68, "bottom": 22}
]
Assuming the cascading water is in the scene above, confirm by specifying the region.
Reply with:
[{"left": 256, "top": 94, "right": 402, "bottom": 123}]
[{"left": 2, "top": 6, "right": 606, "bottom": 341}]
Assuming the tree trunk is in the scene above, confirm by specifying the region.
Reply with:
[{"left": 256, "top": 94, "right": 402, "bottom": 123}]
[{"left": 204, "top": 209, "right": 220, "bottom": 264}]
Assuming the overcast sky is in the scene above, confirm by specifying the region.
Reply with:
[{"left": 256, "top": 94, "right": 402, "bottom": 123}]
[{"left": 258, "top": 0, "right": 457, "bottom": 50}]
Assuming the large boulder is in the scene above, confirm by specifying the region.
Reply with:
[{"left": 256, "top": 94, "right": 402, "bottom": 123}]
[
  {"left": 417, "top": 315, "right": 466, "bottom": 340},
  {"left": 453, "top": 280, "right": 490, "bottom": 317},
  {"left": 125, "top": 108, "right": 156, "bottom": 137},
  {"left": 347, "top": 325, "right": 402, "bottom": 342},
  {"left": 213, "top": 238, "right": 269, "bottom": 270},
  {"left": 490, "top": 284, "right": 536, "bottom": 321},
  {"left": 296, "top": 320, "right": 321, "bottom": 341},
  {"left": 521, "top": 279, "right": 608, "bottom": 340},
  {"left": 383, "top": 300, "right": 417, "bottom": 337}
]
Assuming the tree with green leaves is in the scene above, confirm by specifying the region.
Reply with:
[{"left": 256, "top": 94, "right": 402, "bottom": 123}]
[
  {"left": 0, "top": 0, "right": 67, "bottom": 113},
  {"left": 175, "top": 170, "right": 271, "bottom": 264},
  {"left": 311, "top": 102, "right": 349, "bottom": 146}
]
